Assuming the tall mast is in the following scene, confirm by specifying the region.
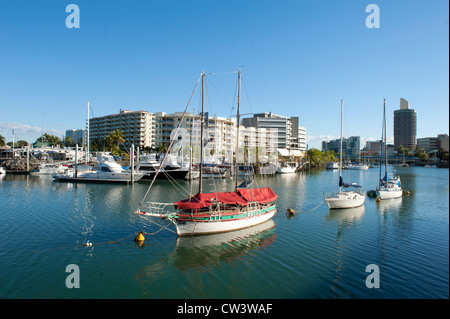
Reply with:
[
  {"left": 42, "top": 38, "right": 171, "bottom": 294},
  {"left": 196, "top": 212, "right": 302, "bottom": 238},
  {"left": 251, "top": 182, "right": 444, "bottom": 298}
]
[
  {"left": 234, "top": 69, "right": 241, "bottom": 191},
  {"left": 198, "top": 72, "right": 205, "bottom": 194},
  {"left": 339, "top": 99, "right": 343, "bottom": 193},
  {"left": 384, "top": 99, "right": 388, "bottom": 180},
  {"left": 86, "top": 101, "right": 90, "bottom": 164},
  {"left": 379, "top": 99, "right": 385, "bottom": 188}
]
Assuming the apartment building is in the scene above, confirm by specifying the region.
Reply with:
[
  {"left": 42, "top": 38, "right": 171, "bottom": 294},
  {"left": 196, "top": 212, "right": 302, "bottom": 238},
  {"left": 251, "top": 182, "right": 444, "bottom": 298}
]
[
  {"left": 417, "top": 134, "right": 449, "bottom": 153},
  {"left": 89, "top": 109, "right": 155, "bottom": 149},
  {"left": 417, "top": 137, "right": 438, "bottom": 153},
  {"left": 72, "top": 108, "right": 306, "bottom": 161},
  {"left": 65, "top": 128, "right": 86, "bottom": 146},
  {"left": 437, "top": 134, "right": 449, "bottom": 152},
  {"left": 155, "top": 112, "right": 236, "bottom": 162},
  {"left": 239, "top": 126, "right": 279, "bottom": 163},
  {"left": 322, "top": 136, "right": 361, "bottom": 157},
  {"left": 241, "top": 112, "right": 307, "bottom": 153}
]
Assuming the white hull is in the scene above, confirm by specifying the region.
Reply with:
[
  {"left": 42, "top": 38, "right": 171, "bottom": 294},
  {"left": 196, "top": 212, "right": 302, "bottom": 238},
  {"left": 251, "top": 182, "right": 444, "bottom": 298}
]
[
  {"left": 347, "top": 165, "right": 369, "bottom": 170},
  {"left": 377, "top": 174, "right": 403, "bottom": 200},
  {"left": 259, "top": 163, "right": 278, "bottom": 175},
  {"left": 324, "top": 191, "right": 365, "bottom": 209},
  {"left": 377, "top": 188, "right": 403, "bottom": 200},
  {"left": 174, "top": 209, "right": 276, "bottom": 236},
  {"left": 31, "top": 163, "right": 66, "bottom": 175},
  {"left": 31, "top": 168, "right": 65, "bottom": 175},
  {"left": 326, "top": 162, "right": 339, "bottom": 169},
  {"left": 276, "top": 166, "right": 296, "bottom": 174},
  {"left": 53, "top": 171, "right": 145, "bottom": 183},
  {"left": 53, "top": 154, "right": 145, "bottom": 183}
]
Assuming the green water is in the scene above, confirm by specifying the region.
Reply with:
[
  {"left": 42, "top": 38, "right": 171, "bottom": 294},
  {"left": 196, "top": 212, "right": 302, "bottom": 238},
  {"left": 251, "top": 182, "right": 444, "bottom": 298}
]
[{"left": 0, "top": 166, "right": 448, "bottom": 298}]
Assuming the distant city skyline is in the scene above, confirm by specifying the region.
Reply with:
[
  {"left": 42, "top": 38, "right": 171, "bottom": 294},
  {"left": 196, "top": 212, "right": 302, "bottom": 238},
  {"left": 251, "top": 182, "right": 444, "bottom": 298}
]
[{"left": 0, "top": 0, "right": 448, "bottom": 149}]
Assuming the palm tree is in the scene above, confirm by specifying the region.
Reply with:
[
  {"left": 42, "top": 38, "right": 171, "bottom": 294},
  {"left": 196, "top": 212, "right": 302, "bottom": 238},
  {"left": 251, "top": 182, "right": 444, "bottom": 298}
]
[
  {"left": 106, "top": 129, "right": 125, "bottom": 152},
  {"left": 156, "top": 144, "right": 167, "bottom": 154},
  {"left": 0, "top": 134, "right": 5, "bottom": 147}
]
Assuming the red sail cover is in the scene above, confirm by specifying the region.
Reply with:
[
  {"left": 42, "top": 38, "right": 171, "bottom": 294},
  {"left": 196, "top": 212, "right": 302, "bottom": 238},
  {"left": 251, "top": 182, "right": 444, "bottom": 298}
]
[
  {"left": 238, "top": 187, "right": 278, "bottom": 203},
  {"left": 174, "top": 191, "right": 249, "bottom": 210},
  {"left": 174, "top": 187, "right": 277, "bottom": 210}
]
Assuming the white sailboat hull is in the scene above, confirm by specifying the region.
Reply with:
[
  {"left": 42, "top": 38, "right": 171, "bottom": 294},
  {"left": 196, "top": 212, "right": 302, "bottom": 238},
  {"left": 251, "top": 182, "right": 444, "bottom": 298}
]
[
  {"left": 377, "top": 175, "right": 403, "bottom": 200},
  {"left": 377, "top": 188, "right": 403, "bottom": 200},
  {"left": 174, "top": 209, "right": 276, "bottom": 236},
  {"left": 324, "top": 191, "right": 366, "bottom": 209}
]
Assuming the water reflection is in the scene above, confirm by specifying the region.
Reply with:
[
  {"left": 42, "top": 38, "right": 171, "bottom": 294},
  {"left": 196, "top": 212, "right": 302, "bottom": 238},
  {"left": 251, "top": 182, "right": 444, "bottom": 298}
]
[
  {"left": 376, "top": 197, "right": 403, "bottom": 214},
  {"left": 170, "top": 220, "right": 276, "bottom": 271},
  {"left": 325, "top": 205, "right": 366, "bottom": 298},
  {"left": 325, "top": 205, "right": 365, "bottom": 227}
]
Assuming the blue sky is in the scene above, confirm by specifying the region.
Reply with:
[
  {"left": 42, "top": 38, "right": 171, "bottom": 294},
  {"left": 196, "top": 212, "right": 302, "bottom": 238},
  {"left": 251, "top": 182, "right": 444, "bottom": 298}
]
[{"left": 0, "top": 0, "right": 448, "bottom": 149}]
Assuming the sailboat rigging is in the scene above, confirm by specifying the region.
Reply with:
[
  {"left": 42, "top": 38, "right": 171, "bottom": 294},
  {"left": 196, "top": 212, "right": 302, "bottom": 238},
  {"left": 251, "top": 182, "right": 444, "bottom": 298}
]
[
  {"left": 135, "top": 70, "right": 277, "bottom": 236},
  {"left": 323, "top": 100, "right": 365, "bottom": 209},
  {"left": 376, "top": 99, "right": 403, "bottom": 200}
]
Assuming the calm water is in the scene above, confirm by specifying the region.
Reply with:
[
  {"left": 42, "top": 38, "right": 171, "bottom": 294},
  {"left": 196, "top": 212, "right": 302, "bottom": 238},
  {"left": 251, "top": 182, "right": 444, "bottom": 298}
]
[{"left": 0, "top": 167, "right": 448, "bottom": 299}]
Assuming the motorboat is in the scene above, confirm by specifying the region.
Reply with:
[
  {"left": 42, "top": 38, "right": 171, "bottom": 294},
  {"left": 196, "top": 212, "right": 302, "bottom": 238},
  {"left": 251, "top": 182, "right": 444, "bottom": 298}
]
[
  {"left": 53, "top": 154, "right": 145, "bottom": 183},
  {"left": 347, "top": 163, "right": 369, "bottom": 170},
  {"left": 276, "top": 163, "right": 296, "bottom": 174},
  {"left": 127, "top": 154, "right": 189, "bottom": 180},
  {"left": 31, "top": 163, "right": 66, "bottom": 175},
  {"left": 326, "top": 162, "right": 339, "bottom": 169}
]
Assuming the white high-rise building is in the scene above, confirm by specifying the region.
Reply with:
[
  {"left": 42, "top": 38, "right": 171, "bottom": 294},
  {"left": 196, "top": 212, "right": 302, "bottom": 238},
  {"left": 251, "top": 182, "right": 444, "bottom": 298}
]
[
  {"left": 65, "top": 128, "right": 86, "bottom": 146},
  {"left": 155, "top": 112, "right": 236, "bottom": 163},
  {"left": 241, "top": 112, "right": 307, "bottom": 154},
  {"left": 89, "top": 109, "right": 155, "bottom": 149}
]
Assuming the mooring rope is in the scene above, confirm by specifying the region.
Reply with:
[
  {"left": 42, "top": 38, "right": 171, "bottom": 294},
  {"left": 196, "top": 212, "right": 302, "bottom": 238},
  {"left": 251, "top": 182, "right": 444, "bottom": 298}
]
[{"left": 299, "top": 200, "right": 326, "bottom": 214}]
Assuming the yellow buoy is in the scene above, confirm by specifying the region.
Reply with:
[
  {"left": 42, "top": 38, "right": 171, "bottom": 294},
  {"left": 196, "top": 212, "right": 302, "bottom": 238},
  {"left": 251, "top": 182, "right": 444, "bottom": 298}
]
[
  {"left": 134, "top": 231, "right": 145, "bottom": 242},
  {"left": 286, "top": 208, "right": 295, "bottom": 217},
  {"left": 376, "top": 197, "right": 381, "bottom": 203}
]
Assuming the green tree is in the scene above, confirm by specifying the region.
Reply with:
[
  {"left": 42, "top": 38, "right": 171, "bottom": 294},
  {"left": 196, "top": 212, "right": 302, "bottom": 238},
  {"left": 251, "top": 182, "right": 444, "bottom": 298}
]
[
  {"left": 0, "top": 134, "right": 6, "bottom": 146},
  {"left": 322, "top": 150, "right": 338, "bottom": 163},
  {"left": 16, "top": 140, "right": 28, "bottom": 148},
  {"left": 397, "top": 145, "right": 410, "bottom": 157},
  {"left": 90, "top": 138, "right": 103, "bottom": 151},
  {"left": 64, "top": 136, "right": 74, "bottom": 147},
  {"left": 437, "top": 147, "right": 449, "bottom": 162},
  {"left": 414, "top": 147, "right": 425, "bottom": 158},
  {"left": 418, "top": 152, "right": 429, "bottom": 162},
  {"left": 156, "top": 144, "right": 167, "bottom": 154},
  {"left": 105, "top": 129, "right": 125, "bottom": 153},
  {"left": 35, "top": 133, "right": 63, "bottom": 146},
  {"left": 307, "top": 148, "right": 323, "bottom": 167}
]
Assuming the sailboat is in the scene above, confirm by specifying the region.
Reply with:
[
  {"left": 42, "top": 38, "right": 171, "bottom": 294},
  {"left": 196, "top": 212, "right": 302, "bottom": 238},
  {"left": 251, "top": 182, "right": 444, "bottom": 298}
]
[
  {"left": 135, "top": 70, "right": 278, "bottom": 236},
  {"left": 377, "top": 99, "right": 402, "bottom": 200},
  {"left": 324, "top": 100, "right": 365, "bottom": 209}
]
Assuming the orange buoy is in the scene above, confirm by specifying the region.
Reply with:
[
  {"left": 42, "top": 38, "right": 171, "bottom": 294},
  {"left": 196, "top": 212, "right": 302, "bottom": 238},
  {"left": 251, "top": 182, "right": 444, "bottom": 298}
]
[{"left": 286, "top": 208, "right": 295, "bottom": 216}]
